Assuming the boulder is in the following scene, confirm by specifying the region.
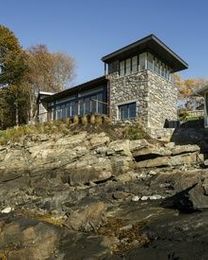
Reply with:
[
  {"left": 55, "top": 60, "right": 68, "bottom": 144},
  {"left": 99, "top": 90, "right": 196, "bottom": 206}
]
[
  {"left": 132, "top": 145, "right": 172, "bottom": 159},
  {"left": 66, "top": 202, "right": 107, "bottom": 232},
  {"left": 89, "top": 133, "right": 110, "bottom": 147},
  {"left": 171, "top": 144, "right": 200, "bottom": 155},
  {"left": 129, "top": 139, "right": 150, "bottom": 152},
  {"left": 111, "top": 156, "right": 133, "bottom": 175},
  {"left": 108, "top": 140, "right": 131, "bottom": 156},
  {"left": 161, "top": 183, "right": 200, "bottom": 213},
  {"left": 69, "top": 167, "right": 112, "bottom": 186},
  {"left": 136, "top": 152, "right": 198, "bottom": 168},
  {"left": 160, "top": 170, "right": 208, "bottom": 212}
]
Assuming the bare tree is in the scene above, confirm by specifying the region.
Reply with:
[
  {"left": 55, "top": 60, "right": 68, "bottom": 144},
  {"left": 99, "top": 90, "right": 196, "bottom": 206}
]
[{"left": 25, "top": 45, "right": 75, "bottom": 121}]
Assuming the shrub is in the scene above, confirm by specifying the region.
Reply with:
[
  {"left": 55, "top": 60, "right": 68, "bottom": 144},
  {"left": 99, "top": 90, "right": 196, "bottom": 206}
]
[{"left": 122, "top": 121, "right": 148, "bottom": 140}]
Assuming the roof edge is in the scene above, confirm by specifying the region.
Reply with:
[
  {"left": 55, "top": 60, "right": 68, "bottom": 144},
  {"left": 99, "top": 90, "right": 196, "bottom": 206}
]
[
  {"left": 42, "top": 75, "right": 107, "bottom": 102},
  {"left": 101, "top": 34, "right": 188, "bottom": 69}
]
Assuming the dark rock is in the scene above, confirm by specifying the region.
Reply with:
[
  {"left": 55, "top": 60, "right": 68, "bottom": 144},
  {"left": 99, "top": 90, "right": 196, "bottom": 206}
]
[{"left": 161, "top": 183, "right": 200, "bottom": 213}]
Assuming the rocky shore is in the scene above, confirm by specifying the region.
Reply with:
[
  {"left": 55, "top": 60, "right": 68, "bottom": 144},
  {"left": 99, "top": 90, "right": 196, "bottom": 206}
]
[{"left": 0, "top": 129, "right": 208, "bottom": 259}]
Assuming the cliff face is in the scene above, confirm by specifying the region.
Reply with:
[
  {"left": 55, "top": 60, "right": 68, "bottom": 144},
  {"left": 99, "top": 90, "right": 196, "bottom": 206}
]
[{"left": 0, "top": 130, "right": 208, "bottom": 259}]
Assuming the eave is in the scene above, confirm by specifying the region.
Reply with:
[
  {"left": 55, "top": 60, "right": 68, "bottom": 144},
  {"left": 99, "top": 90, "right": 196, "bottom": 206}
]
[
  {"left": 101, "top": 34, "right": 188, "bottom": 72},
  {"left": 42, "top": 76, "right": 107, "bottom": 103}
]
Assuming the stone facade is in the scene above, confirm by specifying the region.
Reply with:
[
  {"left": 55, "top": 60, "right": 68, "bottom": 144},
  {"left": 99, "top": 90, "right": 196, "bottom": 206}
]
[
  {"left": 147, "top": 70, "right": 177, "bottom": 129},
  {"left": 107, "top": 70, "right": 149, "bottom": 127},
  {"left": 107, "top": 69, "right": 177, "bottom": 130}
]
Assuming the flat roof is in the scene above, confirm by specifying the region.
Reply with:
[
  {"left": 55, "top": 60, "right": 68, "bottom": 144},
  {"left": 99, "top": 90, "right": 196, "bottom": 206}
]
[
  {"left": 42, "top": 76, "right": 107, "bottom": 103},
  {"left": 101, "top": 34, "right": 188, "bottom": 72}
]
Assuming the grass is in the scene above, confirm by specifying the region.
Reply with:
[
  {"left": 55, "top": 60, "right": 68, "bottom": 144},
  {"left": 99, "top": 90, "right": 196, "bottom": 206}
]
[
  {"left": 0, "top": 117, "right": 150, "bottom": 145},
  {"left": 0, "top": 121, "right": 69, "bottom": 145},
  {"left": 97, "top": 217, "right": 150, "bottom": 255}
]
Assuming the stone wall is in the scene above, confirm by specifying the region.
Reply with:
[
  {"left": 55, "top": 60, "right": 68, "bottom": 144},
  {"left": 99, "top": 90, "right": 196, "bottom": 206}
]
[
  {"left": 107, "top": 71, "right": 149, "bottom": 127},
  {"left": 107, "top": 69, "right": 177, "bottom": 130},
  {"left": 147, "top": 70, "right": 177, "bottom": 129}
]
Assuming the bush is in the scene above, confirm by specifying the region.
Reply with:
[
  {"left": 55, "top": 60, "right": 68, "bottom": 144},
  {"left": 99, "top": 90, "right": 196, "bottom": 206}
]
[{"left": 122, "top": 121, "right": 148, "bottom": 140}]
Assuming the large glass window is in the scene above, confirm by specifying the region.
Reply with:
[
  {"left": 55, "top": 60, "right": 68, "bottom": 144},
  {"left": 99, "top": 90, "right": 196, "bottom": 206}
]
[{"left": 118, "top": 102, "right": 136, "bottom": 120}]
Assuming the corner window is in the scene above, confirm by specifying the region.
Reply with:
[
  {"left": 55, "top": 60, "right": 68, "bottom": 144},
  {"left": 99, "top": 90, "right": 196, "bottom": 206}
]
[
  {"left": 139, "top": 53, "right": 147, "bottom": 70},
  {"left": 118, "top": 102, "right": 136, "bottom": 120},
  {"left": 147, "top": 53, "right": 154, "bottom": 71},
  {"left": 154, "top": 57, "right": 159, "bottom": 74}
]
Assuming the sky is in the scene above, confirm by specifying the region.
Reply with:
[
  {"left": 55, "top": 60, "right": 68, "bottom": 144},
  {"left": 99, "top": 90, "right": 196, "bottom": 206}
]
[{"left": 0, "top": 0, "right": 208, "bottom": 85}]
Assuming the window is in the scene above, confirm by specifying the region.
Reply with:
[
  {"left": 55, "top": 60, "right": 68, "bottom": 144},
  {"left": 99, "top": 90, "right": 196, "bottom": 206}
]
[
  {"left": 61, "top": 104, "right": 66, "bottom": 119},
  {"left": 132, "top": 56, "right": 138, "bottom": 73},
  {"left": 108, "top": 61, "right": 118, "bottom": 74},
  {"left": 120, "top": 60, "right": 125, "bottom": 76},
  {"left": 161, "top": 64, "right": 165, "bottom": 77},
  {"left": 56, "top": 106, "right": 61, "bottom": 120},
  {"left": 139, "top": 53, "right": 146, "bottom": 70},
  {"left": 85, "top": 97, "right": 91, "bottom": 114},
  {"left": 71, "top": 101, "right": 77, "bottom": 116},
  {"left": 147, "top": 53, "right": 154, "bottom": 71},
  {"left": 118, "top": 102, "right": 136, "bottom": 120},
  {"left": 91, "top": 95, "right": 97, "bottom": 113},
  {"left": 97, "top": 93, "right": 104, "bottom": 114},
  {"left": 118, "top": 52, "right": 172, "bottom": 81},
  {"left": 66, "top": 103, "right": 71, "bottom": 117},
  {"left": 125, "top": 58, "right": 131, "bottom": 75},
  {"left": 79, "top": 99, "right": 84, "bottom": 116},
  {"left": 154, "top": 57, "right": 159, "bottom": 74}
]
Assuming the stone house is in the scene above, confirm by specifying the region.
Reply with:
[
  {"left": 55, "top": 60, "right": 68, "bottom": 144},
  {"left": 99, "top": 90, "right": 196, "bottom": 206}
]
[{"left": 38, "top": 34, "right": 188, "bottom": 132}]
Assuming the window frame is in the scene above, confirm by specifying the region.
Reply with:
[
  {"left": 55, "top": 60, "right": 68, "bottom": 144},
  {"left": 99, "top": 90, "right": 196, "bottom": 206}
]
[{"left": 118, "top": 101, "right": 137, "bottom": 121}]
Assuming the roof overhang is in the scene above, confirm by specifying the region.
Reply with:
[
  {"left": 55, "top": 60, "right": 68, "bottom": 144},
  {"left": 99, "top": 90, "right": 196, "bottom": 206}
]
[
  {"left": 42, "top": 76, "right": 107, "bottom": 103},
  {"left": 101, "top": 34, "right": 188, "bottom": 72}
]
